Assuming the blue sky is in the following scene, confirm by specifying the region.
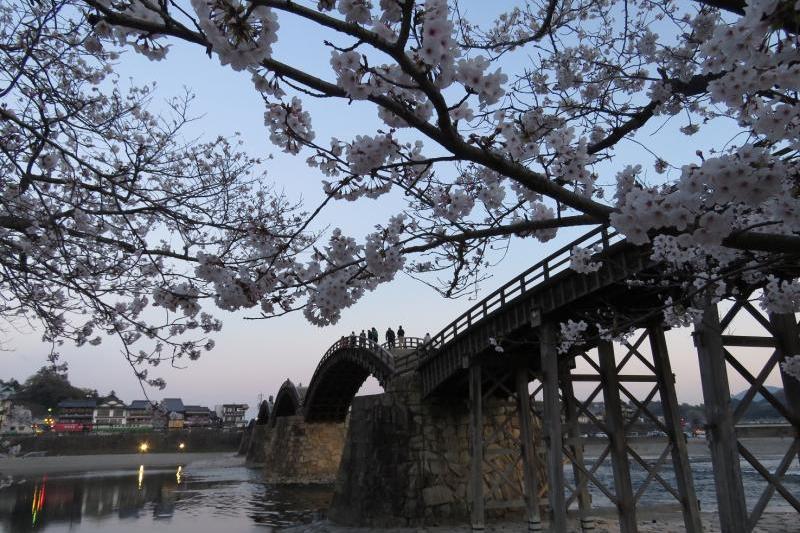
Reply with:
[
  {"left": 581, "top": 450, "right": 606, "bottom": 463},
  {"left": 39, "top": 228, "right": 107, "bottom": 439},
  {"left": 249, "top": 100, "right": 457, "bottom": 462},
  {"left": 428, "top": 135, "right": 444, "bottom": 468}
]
[{"left": 0, "top": 3, "right": 786, "bottom": 411}]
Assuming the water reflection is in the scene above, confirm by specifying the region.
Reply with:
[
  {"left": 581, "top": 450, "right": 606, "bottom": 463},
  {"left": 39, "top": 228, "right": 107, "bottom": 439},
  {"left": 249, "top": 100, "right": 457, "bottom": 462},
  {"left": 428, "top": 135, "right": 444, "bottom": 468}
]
[{"left": 0, "top": 464, "right": 332, "bottom": 532}]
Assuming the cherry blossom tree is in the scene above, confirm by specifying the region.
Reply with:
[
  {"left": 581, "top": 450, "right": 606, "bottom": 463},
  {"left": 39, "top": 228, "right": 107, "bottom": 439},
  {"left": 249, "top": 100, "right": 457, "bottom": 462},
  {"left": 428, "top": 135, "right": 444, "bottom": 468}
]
[
  {"left": 82, "top": 0, "right": 798, "bottom": 324},
  {"left": 0, "top": 0, "right": 319, "bottom": 385},
  {"left": 4, "top": 0, "right": 800, "bottom": 373}
]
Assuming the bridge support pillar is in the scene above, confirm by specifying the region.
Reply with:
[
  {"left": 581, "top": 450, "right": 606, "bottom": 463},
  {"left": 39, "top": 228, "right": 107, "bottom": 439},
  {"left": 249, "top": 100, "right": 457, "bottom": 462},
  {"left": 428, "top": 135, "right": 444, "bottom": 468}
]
[
  {"left": 561, "top": 368, "right": 594, "bottom": 532},
  {"left": 262, "top": 415, "right": 347, "bottom": 484},
  {"left": 693, "top": 301, "right": 748, "bottom": 533},
  {"left": 516, "top": 368, "right": 542, "bottom": 533},
  {"left": 245, "top": 423, "right": 268, "bottom": 464},
  {"left": 330, "top": 372, "right": 542, "bottom": 527},
  {"left": 648, "top": 324, "right": 702, "bottom": 532},
  {"left": 541, "top": 322, "right": 567, "bottom": 533},
  {"left": 770, "top": 312, "right": 800, "bottom": 445},
  {"left": 598, "top": 340, "right": 637, "bottom": 533},
  {"left": 469, "top": 364, "right": 485, "bottom": 532}
]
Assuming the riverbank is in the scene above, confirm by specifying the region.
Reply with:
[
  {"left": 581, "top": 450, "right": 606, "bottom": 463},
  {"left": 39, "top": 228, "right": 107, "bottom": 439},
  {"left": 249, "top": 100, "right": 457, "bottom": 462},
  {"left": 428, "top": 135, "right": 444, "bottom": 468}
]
[
  {"left": 283, "top": 511, "right": 799, "bottom": 532},
  {"left": 0, "top": 451, "right": 242, "bottom": 476}
]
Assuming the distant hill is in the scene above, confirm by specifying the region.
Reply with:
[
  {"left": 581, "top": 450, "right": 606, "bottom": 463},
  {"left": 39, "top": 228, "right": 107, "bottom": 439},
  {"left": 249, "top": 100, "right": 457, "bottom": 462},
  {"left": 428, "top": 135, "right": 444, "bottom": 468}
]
[
  {"left": 730, "top": 387, "right": 786, "bottom": 421},
  {"left": 731, "top": 386, "right": 782, "bottom": 403}
]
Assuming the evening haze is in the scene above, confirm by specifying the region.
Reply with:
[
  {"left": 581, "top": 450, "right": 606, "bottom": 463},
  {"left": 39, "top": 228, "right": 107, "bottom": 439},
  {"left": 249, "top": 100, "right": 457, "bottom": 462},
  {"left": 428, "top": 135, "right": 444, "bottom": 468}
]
[{"left": 0, "top": 5, "right": 784, "bottom": 410}]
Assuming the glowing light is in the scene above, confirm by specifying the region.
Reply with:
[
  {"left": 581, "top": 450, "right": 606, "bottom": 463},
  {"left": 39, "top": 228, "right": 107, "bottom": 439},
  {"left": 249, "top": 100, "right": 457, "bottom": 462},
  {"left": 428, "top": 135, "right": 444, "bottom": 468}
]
[
  {"left": 138, "top": 442, "right": 149, "bottom": 453},
  {"left": 178, "top": 442, "right": 185, "bottom": 450},
  {"left": 138, "top": 465, "right": 144, "bottom": 490},
  {"left": 176, "top": 465, "right": 182, "bottom": 484}
]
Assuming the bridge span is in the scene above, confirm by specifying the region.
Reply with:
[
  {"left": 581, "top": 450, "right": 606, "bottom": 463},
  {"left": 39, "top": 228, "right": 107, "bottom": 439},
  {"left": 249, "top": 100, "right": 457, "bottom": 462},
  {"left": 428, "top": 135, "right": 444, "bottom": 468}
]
[{"left": 245, "top": 226, "right": 799, "bottom": 533}]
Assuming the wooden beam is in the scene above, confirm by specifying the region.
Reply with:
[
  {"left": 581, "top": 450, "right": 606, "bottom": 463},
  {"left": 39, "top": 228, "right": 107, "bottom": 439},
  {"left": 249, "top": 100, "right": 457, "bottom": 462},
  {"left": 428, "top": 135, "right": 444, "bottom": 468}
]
[
  {"left": 648, "top": 324, "right": 703, "bottom": 533},
  {"left": 597, "top": 340, "right": 638, "bottom": 533},
  {"left": 769, "top": 313, "right": 800, "bottom": 431},
  {"left": 562, "top": 371, "right": 595, "bottom": 532},
  {"left": 541, "top": 322, "right": 567, "bottom": 532},
  {"left": 516, "top": 369, "right": 543, "bottom": 532},
  {"left": 570, "top": 374, "right": 657, "bottom": 382},
  {"left": 720, "top": 335, "right": 776, "bottom": 348},
  {"left": 469, "top": 364, "right": 485, "bottom": 531},
  {"left": 693, "top": 301, "right": 748, "bottom": 533}
]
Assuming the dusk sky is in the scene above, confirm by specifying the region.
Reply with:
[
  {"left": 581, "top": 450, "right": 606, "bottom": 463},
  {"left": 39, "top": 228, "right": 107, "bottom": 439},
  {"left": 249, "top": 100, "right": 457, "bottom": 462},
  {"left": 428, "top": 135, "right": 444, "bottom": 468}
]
[{"left": 0, "top": 4, "right": 786, "bottom": 413}]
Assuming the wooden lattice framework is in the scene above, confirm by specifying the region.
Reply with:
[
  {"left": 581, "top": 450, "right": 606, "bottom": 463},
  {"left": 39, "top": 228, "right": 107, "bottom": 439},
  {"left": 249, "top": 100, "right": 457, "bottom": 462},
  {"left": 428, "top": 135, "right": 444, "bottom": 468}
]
[
  {"left": 530, "top": 322, "right": 703, "bottom": 533},
  {"left": 463, "top": 304, "right": 799, "bottom": 532},
  {"left": 468, "top": 364, "right": 547, "bottom": 532},
  {"left": 693, "top": 297, "right": 800, "bottom": 533}
]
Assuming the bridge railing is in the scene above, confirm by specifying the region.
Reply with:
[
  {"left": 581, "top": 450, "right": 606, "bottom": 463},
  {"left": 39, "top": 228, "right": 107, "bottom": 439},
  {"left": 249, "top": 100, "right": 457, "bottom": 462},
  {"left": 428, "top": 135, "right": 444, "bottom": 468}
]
[
  {"left": 311, "top": 336, "right": 396, "bottom": 380},
  {"left": 380, "top": 337, "right": 427, "bottom": 350},
  {"left": 418, "top": 225, "right": 622, "bottom": 360}
]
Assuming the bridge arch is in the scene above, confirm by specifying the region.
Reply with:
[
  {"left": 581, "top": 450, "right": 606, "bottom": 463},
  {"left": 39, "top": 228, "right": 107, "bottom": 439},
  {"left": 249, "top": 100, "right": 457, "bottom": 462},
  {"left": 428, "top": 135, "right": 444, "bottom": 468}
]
[
  {"left": 255, "top": 399, "right": 270, "bottom": 425},
  {"left": 270, "top": 379, "right": 301, "bottom": 426},
  {"left": 303, "top": 337, "right": 396, "bottom": 422}
]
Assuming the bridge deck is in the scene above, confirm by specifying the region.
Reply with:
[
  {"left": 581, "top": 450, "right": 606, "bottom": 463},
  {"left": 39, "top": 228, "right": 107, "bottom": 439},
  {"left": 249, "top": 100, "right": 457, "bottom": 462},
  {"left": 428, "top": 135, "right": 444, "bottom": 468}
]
[{"left": 417, "top": 227, "right": 656, "bottom": 397}]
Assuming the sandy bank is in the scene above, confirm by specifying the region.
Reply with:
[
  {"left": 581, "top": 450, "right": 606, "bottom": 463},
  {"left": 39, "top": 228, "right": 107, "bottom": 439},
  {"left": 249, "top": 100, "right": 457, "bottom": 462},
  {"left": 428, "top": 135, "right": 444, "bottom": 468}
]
[{"left": 0, "top": 451, "right": 242, "bottom": 477}]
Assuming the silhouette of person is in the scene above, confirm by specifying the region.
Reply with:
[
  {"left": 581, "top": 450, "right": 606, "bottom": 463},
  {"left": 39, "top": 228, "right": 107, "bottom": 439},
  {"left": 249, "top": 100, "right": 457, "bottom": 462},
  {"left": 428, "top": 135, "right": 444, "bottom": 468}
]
[{"left": 386, "top": 327, "right": 396, "bottom": 348}]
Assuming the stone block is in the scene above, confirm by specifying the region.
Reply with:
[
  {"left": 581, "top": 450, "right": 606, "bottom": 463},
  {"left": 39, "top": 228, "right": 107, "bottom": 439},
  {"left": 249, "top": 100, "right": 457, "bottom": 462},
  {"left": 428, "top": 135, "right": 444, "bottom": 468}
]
[{"left": 422, "top": 484, "right": 454, "bottom": 507}]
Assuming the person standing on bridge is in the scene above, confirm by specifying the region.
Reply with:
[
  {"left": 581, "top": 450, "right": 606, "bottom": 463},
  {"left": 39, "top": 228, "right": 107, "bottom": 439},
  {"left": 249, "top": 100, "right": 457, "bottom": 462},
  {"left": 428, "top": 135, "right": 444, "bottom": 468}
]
[
  {"left": 349, "top": 331, "right": 356, "bottom": 347},
  {"left": 423, "top": 332, "right": 432, "bottom": 353},
  {"left": 397, "top": 325, "right": 405, "bottom": 348},
  {"left": 359, "top": 329, "right": 366, "bottom": 347},
  {"left": 370, "top": 326, "right": 379, "bottom": 344},
  {"left": 385, "top": 327, "right": 395, "bottom": 348}
]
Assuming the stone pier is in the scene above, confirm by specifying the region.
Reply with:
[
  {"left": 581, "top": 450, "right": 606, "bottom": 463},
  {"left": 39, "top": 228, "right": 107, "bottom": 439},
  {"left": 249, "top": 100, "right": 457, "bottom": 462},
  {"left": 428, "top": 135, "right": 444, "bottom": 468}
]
[
  {"left": 328, "top": 374, "right": 541, "bottom": 526},
  {"left": 261, "top": 415, "right": 347, "bottom": 484}
]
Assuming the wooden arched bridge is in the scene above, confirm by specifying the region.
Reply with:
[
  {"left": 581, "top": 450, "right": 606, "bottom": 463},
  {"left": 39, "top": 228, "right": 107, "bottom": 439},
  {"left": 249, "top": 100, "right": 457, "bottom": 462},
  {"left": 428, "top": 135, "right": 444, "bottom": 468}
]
[{"left": 246, "top": 226, "right": 799, "bottom": 533}]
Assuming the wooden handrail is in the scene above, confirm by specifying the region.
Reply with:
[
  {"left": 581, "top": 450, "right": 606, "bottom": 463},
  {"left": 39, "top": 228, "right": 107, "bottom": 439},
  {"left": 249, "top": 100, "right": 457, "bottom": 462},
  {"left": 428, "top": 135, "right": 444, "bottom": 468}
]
[
  {"left": 381, "top": 336, "right": 427, "bottom": 350},
  {"left": 311, "top": 336, "right": 395, "bottom": 381},
  {"left": 417, "top": 225, "right": 620, "bottom": 359}
]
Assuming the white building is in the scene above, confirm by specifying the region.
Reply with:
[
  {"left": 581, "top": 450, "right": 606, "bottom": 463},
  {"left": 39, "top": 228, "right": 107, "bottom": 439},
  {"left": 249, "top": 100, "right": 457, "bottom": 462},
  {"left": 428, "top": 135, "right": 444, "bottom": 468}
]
[
  {"left": 93, "top": 394, "right": 128, "bottom": 428},
  {"left": 214, "top": 404, "right": 249, "bottom": 428},
  {"left": 1, "top": 405, "right": 33, "bottom": 434}
]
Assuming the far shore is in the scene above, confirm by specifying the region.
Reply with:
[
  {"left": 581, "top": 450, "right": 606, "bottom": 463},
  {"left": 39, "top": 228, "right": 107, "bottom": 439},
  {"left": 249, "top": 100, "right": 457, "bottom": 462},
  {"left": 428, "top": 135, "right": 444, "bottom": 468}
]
[
  {"left": 0, "top": 451, "right": 242, "bottom": 477},
  {"left": 2, "top": 436, "right": 793, "bottom": 477},
  {"left": 583, "top": 435, "right": 795, "bottom": 459}
]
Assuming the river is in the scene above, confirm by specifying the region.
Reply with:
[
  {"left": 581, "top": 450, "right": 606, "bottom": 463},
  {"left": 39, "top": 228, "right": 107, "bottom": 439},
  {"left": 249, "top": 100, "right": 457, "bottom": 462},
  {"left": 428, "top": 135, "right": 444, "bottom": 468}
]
[{"left": 0, "top": 442, "right": 797, "bottom": 532}]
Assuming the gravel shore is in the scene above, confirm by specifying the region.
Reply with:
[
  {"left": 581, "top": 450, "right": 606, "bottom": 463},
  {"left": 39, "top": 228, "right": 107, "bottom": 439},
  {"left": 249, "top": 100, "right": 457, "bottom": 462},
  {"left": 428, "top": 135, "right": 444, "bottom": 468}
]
[{"left": 281, "top": 511, "right": 799, "bottom": 533}]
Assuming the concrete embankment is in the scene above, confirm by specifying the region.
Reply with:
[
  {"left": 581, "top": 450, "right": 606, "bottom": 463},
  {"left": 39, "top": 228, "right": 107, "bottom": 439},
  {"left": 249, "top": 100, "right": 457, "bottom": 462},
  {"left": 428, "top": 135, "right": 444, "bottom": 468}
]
[
  {"left": 4, "top": 429, "right": 241, "bottom": 456},
  {"left": 0, "top": 452, "right": 242, "bottom": 476}
]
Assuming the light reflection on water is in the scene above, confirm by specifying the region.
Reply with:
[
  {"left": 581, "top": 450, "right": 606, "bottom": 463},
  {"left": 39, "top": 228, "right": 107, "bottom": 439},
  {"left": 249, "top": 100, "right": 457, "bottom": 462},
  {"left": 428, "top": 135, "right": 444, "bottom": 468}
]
[{"left": 0, "top": 463, "right": 332, "bottom": 532}]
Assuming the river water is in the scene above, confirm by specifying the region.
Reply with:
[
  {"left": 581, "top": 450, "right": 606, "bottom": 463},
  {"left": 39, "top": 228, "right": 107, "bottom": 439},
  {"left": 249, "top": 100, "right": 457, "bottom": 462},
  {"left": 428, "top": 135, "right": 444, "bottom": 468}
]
[{"left": 0, "top": 448, "right": 797, "bottom": 532}]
